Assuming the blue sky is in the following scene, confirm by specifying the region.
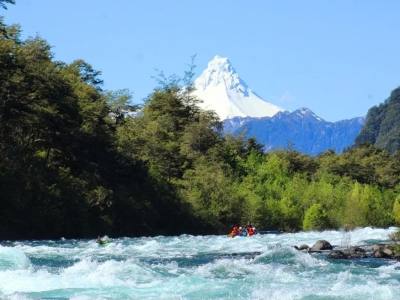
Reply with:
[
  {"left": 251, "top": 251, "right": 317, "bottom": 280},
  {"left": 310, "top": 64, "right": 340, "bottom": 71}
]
[{"left": 4, "top": 0, "right": 400, "bottom": 121}]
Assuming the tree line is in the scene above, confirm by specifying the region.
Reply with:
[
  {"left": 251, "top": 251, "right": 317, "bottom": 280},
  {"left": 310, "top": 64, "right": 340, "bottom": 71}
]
[{"left": 1, "top": 17, "right": 400, "bottom": 239}]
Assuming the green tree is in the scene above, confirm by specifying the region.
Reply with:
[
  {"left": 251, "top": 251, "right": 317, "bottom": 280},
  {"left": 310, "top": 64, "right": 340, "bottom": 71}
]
[
  {"left": 180, "top": 159, "right": 243, "bottom": 231},
  {"left": 303, "top": 203, "right": 330, "bottom": 231},
  {"left": 392, "top": 196, "right": 400, "bottom": 225},
  {"left": 105, "top": 89, "right": 139, "bottom": 124},
  {"left": 342, "top": 183, "right": 368, "bottom": 228}
]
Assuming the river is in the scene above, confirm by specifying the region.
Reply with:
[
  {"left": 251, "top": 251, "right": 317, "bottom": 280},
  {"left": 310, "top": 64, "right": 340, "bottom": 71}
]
[{"left": 0, "top": 227, "right": 399, "bottom": 299}]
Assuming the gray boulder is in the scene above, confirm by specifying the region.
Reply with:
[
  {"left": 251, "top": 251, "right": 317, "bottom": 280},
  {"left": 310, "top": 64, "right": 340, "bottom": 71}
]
[
  {"left": 371, "top": 244, "right": 385, "bottom": 252},
  {"left": 382, "top": 247, "right": 394, "bottom": 257},
  {"left": 373, "top": 249, "right": 385, "bottom": 258},
  {"left": 310, "top": 240, "right": 333, "bottom": 252},
  {"left": 372, "top": 244, "right": 394, "bottom": 258}
]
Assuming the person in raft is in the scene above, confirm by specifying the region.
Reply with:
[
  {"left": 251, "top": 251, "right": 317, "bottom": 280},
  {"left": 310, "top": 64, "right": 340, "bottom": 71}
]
[
  {"left": 240, "top": 226, "right": 248, "bottom": 236},
  {"left": 228, "top": 225, "right": 240, "bottom": 237},
  {"left": 228, "top": 224, "right": 257, "bottom": 237},
  {"left": 96, "top": 235, "right": 109, "bottom": 245},
  {"left": 246, "top": 224, "right": 257, "bottom": 236}
]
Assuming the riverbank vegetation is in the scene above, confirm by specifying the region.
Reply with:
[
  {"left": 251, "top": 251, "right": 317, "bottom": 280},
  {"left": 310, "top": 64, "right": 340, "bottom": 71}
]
[{"left": 1, "top": 17, "right": 400, "bottom": 239}]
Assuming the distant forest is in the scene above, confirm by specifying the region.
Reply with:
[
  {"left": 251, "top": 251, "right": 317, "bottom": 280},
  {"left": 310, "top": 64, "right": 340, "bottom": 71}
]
[
  {"left": 1, "top": 12, "right": 400, "bottom": 239},
  {"left": 356, "top": 87, "right": 400, "bottom": 154}
]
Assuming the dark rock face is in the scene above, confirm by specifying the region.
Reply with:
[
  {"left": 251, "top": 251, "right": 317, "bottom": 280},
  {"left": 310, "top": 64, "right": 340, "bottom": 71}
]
[
  {"left": 310, "top": 240, "right": 333, "bottom": 252},
  {"left": 223, "top": 109, "right": 364, "bottom": 155}
]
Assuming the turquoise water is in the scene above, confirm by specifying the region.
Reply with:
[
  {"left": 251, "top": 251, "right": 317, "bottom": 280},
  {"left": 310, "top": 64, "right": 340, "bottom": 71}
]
[{"left": 0, "top": 227, "right": 399, "bottom": 300}]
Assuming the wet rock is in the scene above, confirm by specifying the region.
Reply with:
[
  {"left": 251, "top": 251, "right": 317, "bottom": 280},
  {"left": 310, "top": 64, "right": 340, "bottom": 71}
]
[
  {"left": 349, "top": 246, "right": 366, "bottom": 254},
  {"left": 341, "top": 246, "right": 367, "bottom": 258},
  {"left": 302, "top": 241, "right": 399, "bottom": 260},
  {"left": 328, "top": 250, "right": 348, "bottom": 259},
  {"left": 382, "top": 247, "right": 394, "bottom": 257},
  {"left": 310, "top": 240, "right": 333, "bottom": 252},
  {"left": 372, "top": 244, "right": 394, "bottom": 258},
  {"left": 327, "top": 246, "right": 367, "bottom": 259},
  {"left": 294, "top": 244, "right": 310, "bottom": 251},
  {"left": 371, "top": 244, "right": 385, "bottom": 252},
  {"left": 373, "top": 249, "right": 385, "bottom": 258}
]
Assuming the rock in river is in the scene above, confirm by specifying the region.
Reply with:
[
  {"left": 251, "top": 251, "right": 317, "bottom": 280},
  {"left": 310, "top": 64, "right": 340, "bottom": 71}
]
[
  {"left": 328, "top": 250, "right": 348, "bottom": 259},
  {"left": 294, "top": 244, "right": 310, "bottom": 251},
  {"left": 310, "top": 240, "right": 333, "bottom": 252}
]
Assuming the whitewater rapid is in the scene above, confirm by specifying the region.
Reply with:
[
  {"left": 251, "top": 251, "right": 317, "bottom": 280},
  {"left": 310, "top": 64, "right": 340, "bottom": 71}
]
[{"left": 0, "top": 227, "right": 399, "bottom": 300}]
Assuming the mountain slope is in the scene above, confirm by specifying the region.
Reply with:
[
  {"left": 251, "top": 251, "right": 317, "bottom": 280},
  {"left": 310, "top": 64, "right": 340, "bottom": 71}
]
[
  {"left": 356, "top": 87, "right": 400, "bottom": 153},
  {"left": 193, "top": 55, "right": 364, "bottom": 155},
  {"left": 193, "top": 55, "right": 282, "bottom": 120},
  {"left": 224, "top": 109, "right": 365, "bottom": 155}
]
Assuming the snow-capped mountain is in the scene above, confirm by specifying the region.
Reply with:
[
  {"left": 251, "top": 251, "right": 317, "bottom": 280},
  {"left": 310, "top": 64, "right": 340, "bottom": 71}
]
[
  {"left": 192, "top": 55, "right": 364, "bottom": 155},
  {"left": 224, "top": 109, "right": 365, "bottom": 155},
  {"left": 193, "top": 55, "right": 282, "bottom": 120}
]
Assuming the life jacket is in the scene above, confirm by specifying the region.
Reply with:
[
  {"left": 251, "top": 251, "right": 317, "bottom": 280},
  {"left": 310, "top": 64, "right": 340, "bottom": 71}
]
[
  {"left": 247, "top": 227, "right": 254, "bottom": 236},
  {"left": 229, "top": 226, "right": 239, "bottom": 237}
]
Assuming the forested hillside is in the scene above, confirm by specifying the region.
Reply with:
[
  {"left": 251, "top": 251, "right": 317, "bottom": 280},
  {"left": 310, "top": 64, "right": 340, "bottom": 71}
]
[
  {"left": 1, "top": 16, "right": 400, "bottom": 239},
  {"left": 356, "top": 87, "right": 400, "bottom": 153}
]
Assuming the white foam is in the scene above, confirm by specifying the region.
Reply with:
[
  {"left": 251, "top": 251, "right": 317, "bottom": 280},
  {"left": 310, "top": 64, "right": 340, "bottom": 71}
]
[
  {"left": 0, "top": 227, "right": 398, "bottom": 299},
  {"left": 0, "top": 246, "right": 30, "bottom": 270}
]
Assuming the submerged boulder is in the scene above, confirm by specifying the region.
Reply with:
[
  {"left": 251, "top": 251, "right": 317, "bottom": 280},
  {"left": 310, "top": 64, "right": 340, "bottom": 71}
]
[
  {"left": 310, "top": 240, "right": 333, "bottom": 252},
  {"left": 294, "top": 244, "right": 310, "bottom": 251}
]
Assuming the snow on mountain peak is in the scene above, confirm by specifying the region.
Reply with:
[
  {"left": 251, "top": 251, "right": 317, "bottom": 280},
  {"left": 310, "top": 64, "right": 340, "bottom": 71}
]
[
  {"left": 194, "top": 55, "right": 249, "bottom": 94},
  {"left": 192, "top": 55, "right": 283, "bottom": 120},
  {"left": 294, "top": 107, "right": 323, "bottom": 121}
]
